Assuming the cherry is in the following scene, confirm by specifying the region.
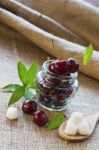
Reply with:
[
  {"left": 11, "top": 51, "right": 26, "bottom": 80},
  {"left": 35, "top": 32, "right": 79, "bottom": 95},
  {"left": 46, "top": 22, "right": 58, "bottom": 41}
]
[
  {"left": 64, "top": 86, "right": 73, "bottom": 97},
  {"left": 22, "top": 100, "right": 37, "bottom": 115},
  {"left": 54, "top": 86, "right": 73, "bottom": 106},
  {"left": 49, "top": 60, "right": 69, "bottom": 75},
  {"left": 33, "top": 111, "right": 48, "bottom": 126},
  {"left": 68, "top": 58, "right": 79, "bottom": 73},
  {"left": 54, "top": 95, "right": 64, "bottom": 106}
]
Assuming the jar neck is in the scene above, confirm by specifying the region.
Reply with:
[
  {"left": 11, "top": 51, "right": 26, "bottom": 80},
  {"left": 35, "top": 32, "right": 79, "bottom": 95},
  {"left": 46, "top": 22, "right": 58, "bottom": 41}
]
[{"left": 42, "top": 60, "right": 78, "bottom": 82}]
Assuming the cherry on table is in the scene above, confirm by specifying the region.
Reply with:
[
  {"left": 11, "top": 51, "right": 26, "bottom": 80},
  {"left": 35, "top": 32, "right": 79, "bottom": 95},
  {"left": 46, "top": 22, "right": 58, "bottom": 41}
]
[
  {"left": 33, "top": 110, "right": 49, "bottom": 126},
  {"left": 22, "top": 100, "right": 37, "bottom": 115}
]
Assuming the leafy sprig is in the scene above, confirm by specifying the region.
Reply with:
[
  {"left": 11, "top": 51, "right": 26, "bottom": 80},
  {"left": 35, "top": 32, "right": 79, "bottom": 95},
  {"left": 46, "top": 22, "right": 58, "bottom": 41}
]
[
  {"left": 2, "top": 61, "right": 38, "bottom": 106},
  {"left": 2, "top": 84, "right": 20, "bottom": 92},
  {"left": 48, "top": 113, "right": 65, "bottom": 130},
  {"left": 83, "top": 43, "right": 93, "bottom": 65}
]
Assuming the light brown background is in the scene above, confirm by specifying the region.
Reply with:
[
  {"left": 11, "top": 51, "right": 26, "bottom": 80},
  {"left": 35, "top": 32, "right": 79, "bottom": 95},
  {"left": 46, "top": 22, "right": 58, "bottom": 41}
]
[{"left": 0, "top": 0, "right": 99, "bottom": 150}]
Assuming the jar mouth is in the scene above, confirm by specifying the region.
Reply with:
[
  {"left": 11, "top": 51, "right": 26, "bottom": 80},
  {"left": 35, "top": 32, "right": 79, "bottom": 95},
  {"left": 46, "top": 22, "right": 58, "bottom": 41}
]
[{"left": 42, "top": 60, "right": 78, "bottom": 81}]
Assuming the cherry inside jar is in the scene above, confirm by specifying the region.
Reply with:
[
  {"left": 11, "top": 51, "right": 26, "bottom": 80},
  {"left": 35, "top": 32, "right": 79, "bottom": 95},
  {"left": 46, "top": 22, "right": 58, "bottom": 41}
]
[{"left": 36, "top": 60, "right": 78, "bottom": 111}]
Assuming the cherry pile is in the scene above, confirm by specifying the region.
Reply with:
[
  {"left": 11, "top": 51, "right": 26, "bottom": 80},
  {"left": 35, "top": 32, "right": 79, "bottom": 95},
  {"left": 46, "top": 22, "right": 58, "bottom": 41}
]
[
  {"left": 49, "top": 58, "right": 79, "bottom": 75},
  {"left": 22, "top": 100, "right": 48, "bottom": 126}
]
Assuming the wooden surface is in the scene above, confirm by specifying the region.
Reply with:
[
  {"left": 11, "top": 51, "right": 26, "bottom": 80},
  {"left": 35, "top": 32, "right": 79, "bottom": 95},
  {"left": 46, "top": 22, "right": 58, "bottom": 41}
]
[{"left": 0, "top": 1, "right": 99, "bottom": 150}]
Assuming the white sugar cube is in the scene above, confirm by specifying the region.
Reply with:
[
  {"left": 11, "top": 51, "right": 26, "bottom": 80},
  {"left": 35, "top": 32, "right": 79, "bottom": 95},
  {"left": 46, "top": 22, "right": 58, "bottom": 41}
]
[
  {"left": 6, "top": 107, "right": 18, "bottom": 120},
  {"left": 71, "top": 112, "right": 83, "bottom": 125},
  {"left": 65, "top": 122, "right": 78, "bottom": 136},
  {"left": 78, "top": 118, "right": 91, "bottom": 135}
]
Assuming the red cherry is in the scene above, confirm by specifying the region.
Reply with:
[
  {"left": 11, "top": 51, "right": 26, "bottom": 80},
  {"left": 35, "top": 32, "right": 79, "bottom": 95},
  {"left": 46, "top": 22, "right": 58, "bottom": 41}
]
[
  {"left": 68, "top": 58, "right": 79, "bottom": 73},
  {"left": 54, "top": 95, "right": 64, "bottom": 106},
  {"left": 22, "top": 100, "right": 37, "bottom": 115},
  {"left": 64, "top": 86, "right": 73, "bottom": 97},
  {"left": 33, "top": 111, "right": 48, "bottom": 126},
  {"left": 49, "top": 60, "right": 69, "bottom": 75}
]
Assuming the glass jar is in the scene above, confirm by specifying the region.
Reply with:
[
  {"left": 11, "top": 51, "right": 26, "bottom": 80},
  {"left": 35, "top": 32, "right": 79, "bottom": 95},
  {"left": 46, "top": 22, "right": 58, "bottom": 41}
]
[{"left": 36, "top": 60, "right": 78, "bottom": 111}]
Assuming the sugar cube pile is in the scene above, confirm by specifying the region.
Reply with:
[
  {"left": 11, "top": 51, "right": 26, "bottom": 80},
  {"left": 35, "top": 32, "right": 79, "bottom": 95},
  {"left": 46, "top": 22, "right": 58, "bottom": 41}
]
[{"left": 65, "top": 112, "right": 91, "bottom": 136}]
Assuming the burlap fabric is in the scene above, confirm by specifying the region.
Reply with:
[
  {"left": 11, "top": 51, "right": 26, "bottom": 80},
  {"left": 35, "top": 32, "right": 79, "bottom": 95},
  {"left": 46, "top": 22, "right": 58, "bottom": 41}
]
[
  {"left": 0, "top": 0, "right": 99, "bottom": 150},
  {"left": 0, "top": 0, "right": 99, "bottom": 80}
]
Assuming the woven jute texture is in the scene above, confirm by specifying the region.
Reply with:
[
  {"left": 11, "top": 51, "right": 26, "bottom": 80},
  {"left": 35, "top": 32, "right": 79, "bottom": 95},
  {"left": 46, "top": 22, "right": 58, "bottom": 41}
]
[
  {"left": 0, "top": 0, "right": 99, "bottom": 80},
  {"left": 0, "top": 0, "right": 99, "bottom": 150}
]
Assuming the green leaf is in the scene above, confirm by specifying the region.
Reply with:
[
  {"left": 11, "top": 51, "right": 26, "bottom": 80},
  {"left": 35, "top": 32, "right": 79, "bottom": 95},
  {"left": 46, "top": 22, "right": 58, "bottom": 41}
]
[
  {"left": 26, "top": 61, "right": 38, "bottom": 88},
  {"left": 8, "top": 86, "right": 25, "bottom": 106},
  {"left": 18, "top": 61, "right": 28, "bottom": 85},
  {"left": 2, "top": 84, "right": 20, "bottom": 92},
  {"left": 83, "top": 44, "right": 93, "bottom": 65},
  {"left": 24, "top": 89, "right": 33, "bottom": 100},
  {"left": 48, "top": 113, "right": 65, "bottom": 130}
]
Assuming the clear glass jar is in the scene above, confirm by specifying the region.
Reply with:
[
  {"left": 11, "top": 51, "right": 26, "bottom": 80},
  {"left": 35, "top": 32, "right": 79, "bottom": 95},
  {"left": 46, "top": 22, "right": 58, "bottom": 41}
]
[{"left": 36, "top": 60, "right": 78, "bottom": 111}]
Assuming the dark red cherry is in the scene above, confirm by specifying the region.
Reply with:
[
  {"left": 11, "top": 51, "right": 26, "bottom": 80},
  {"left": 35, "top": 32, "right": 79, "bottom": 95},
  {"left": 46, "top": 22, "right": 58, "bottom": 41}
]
[
  {"left": 49, "top": 60, "right": 69, "bottom": 75},
  {"left": 54, "top": 95, "right": 64, "bottom": 106},
  {"left": 68, "top": 58, "right": 79, "bottom": 73},
  {"left": 64, "top": 86, "right": 73, "bottom": 97},
  {"left": 22, "top": 100, "right": 37, "bottom": 115},
  {"left": 33, "top": 111, "right": 49, "bottom": 126}
]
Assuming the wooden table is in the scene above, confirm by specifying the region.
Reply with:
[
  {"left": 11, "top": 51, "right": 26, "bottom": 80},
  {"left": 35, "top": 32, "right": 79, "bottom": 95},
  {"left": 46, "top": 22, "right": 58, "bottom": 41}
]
[{"left": 0, "top": 1, "right": 99, "bottom": 149}]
